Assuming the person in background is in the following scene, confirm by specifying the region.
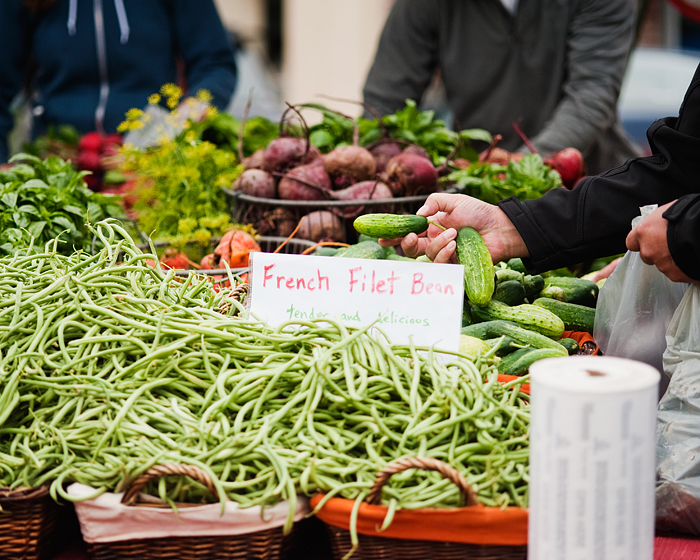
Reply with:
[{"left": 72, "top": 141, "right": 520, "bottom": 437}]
[
  {"left": 363, "top": 0, "right": 642, "bottom": 175},
  {"left": 380, "top": 63, "right": 700, "bottom": 286},
  {"left": 0, "top": 0, "right": 238, "bottom": 163}
]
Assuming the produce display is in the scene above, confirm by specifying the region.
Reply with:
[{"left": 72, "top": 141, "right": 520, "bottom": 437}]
[
  {"left": 0, "top": 153, "right": 124, "bottom": 255},
  {"left": 0, "top": 85, "right": 610, "bottom": 559},
  {"left": 0, "top": 221, "right": 529, "bottom": 550}
]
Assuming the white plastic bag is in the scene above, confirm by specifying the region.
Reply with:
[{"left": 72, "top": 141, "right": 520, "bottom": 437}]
[
  {"left": 593, "top": 205, "right": 689, "bottom": 375},
  {"left": 656, "top": 284, "right": 700, "bottom": 534}
]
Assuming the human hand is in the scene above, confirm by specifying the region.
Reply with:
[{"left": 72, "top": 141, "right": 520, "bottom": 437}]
[
  {"left": 379, "top": 193, "right": 528, "bottom": 264},
  {"left": 625, "top": 201, "right": 696, "bottom": 283}
]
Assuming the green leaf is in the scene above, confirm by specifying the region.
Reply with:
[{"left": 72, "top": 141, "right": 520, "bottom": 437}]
[
  {"left": 1, "top": 192, "right": 18, "bottom": 208},
  {"left": 27, "top": 221, "right": 47, "bottom": 239},
  {"left": 51, "top": 215, "right": 78, "bottom": 234}
]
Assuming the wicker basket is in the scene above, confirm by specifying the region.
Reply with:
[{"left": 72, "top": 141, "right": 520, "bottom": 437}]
[
  {"left": 0, "top": 485, "right": 59, "bottom": 560},
  {"left": 80, "top": 464, "right": 300, "bottom": 560},
  {"left": 315, "top": 457, "right": 527, "bottom": 560},
  {"left": 224, "top": 189, "right": 431, "bottom": 244}
]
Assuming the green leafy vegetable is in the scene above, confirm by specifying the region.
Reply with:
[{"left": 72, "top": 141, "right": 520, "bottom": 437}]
[
  {"left": 0, "top": 154, "right": 124, "bottom": 255},
  {"left": 444, "top": 153, "right": 562, "bottom": 203}
]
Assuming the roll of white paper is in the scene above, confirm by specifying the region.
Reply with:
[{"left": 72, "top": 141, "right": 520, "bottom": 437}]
[{"left": 528, "top": 355, "right": 660, "bottom": 560}]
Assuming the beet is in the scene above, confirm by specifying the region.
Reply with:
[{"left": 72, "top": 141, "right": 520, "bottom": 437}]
[
  {"left": 385, "top": 152, "right": 438, "bottom": 197},
  {"left": 297, "top": 210, "right": 345, "bottom": 242},
  {"left": 330, "top": 180, "right": 394, "bottom": 218},
  {"left": 402, "top": 144, "right": 431, "bottom": 161},
  {"left": 232, "top": 169, "right": 276, "bottom": 199},
  {"left": 242, "top": 148, "right": 265, "bottom": 169},
  {"left": 545, "top": 148, "right": 585, "bottom": 189},
  {"left": 369, "top": 140, "right": 403, "bottom": 174},
  {"left": 261, "top": 137, "right": 320, "bottom": 173},
  {"left": 323, "top": 145, "right": 377, "bottom": 188},
  {"left": 277, "top": 163, "right": 332, "bottom": 201}
]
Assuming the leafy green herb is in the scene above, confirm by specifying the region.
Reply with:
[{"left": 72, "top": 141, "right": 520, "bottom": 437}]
[
  {"left": 444, "top": 153, "right": 562, "bottom": 203},
  {"left": 0, "top": 154, "right": 124, "bottom": 255}
]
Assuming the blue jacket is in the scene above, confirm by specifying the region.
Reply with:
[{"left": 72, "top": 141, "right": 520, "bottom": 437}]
[{"left": 0, "top": 0, "right": 238, "bottom": 162}]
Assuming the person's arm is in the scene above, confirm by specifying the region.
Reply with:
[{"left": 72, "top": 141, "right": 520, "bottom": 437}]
[
  {"left": 661, "top": 194, "right": 700, "bottom": 281},
  {"left": 362, "top": 0, "right": 441, "bottom": 116},
  {"left": 521, "top": 0, "right": 636, "bottom": 156},
  {"left": 171, "top": 0, "right": 237, "bottom": 111},
  {"left": 0, "top": 1, "right": 31, "bottom": 163}
]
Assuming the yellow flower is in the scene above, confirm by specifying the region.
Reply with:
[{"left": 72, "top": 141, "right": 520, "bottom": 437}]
[
  {"left": 195, "top": 89, "right": 213, "bottom": 103},
  {"left": 125, "top": 108, "right": 144, "bottom": 121},
  {"left": 160, "top": 83, "right": 182, "bottom": 99},
  {"left": 117, "top": 121, "right": 130, "bottom": 133},
  {"left": 148, "top": 93, "right": 161, "bottom": 105}
]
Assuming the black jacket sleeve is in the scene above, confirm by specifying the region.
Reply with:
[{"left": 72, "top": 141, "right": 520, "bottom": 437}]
[{"left": 498, "top": 63, "right": 700, "bottom": 280}]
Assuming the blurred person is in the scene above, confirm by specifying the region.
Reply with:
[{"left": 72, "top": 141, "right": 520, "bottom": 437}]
[
  {"left": 0, "top": 0, "right": 238, "bottom": 163},
  {"left": 363, "top": 0, "right": 642, "bottom": 175},
  {"left": 380, "top": 63, "right": 700, "bottom": 285}
]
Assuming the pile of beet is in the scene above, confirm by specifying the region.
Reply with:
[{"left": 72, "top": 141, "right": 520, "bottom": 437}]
[{"left": 230, "top": 106, "right": 443, "bottom": 243}]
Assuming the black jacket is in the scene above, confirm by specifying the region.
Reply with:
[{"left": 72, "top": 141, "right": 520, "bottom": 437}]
[{"left": 499, "top": 64, "right": 700, "bottom": 282}]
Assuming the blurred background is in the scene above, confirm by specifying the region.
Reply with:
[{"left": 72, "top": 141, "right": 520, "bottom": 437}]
[
  {"left": 9, "top": 0, "right": 700, "bottom": 156},
  {"left": 212, "top": 0, "right": 700, "bottom": 156}
]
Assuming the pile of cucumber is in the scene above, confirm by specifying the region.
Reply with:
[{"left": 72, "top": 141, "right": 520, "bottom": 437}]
[{"left": 325, "top": 213, "right": 603, "bottom": 376}]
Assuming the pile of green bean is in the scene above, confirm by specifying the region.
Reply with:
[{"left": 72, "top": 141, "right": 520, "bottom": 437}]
[{"left": 0, "top": 220, "right": 530, "bottom": 534}]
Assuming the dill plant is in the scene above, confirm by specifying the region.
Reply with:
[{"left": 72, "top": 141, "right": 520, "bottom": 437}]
[{"left": 119, "top": 85, "right": 244, "bottom": 247}]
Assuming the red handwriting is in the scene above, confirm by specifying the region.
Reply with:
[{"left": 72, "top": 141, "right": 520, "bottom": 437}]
[
  {"left": 348, "top": 267, "right": 400, "bottom": 295},
  {"left": 410, "top": 272, "right": 456, "bottom": 296},
  {"left": 262, "top": 264, "right": 330, "bottom": 291}
]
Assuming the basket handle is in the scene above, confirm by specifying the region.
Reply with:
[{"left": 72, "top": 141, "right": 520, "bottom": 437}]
[
  {"left": 366, "top": 457, "right": 480, "bottom": 507},
  {"left": 121, "top": 464, "right": 220, "bottom": 506}
]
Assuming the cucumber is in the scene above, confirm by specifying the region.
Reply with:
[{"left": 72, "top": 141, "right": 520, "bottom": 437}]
[
  {"left": 559, "top": 337, "right": 580, "bottom": 355},
  {"left": 532, "top": 297, "right": 596, "bottom": 334},
  {"left": 500, "top": 347, "right": 568, "bottom": 376},
  {"left": 507, "top": 258, "right": 528, "bottom": 274},
  {"left": 386, "top": 253, "right": 416, "bottom": 262},
  {"left": 471, "top": 300, "right": 566, "bottom": 338},
  {"left": 541, "top": 276, "right": 599, "bottom": 307},
  {"left": 314, "top": 246, "right": 339, "bottom": 257},
  {"left": 492, "top": 280, "right": 526, "bottom": 306},
  {"left": 461, "top": 303, "right": 473, "bottom": 327},
  {"left": 461, "top": 320, "right": 519, "bottom": 339},
  {"left": 496, "top": 268, "right": 524, "bottom": 284},
  {"left": 463, "top": 319, "right": 567, "bottom": 353},
  {"left": 455, "top": 228, "right": 495, "bottom": 306},
  {"left": 522, "top": 274, "right": 545, "bottom": 300},
  {"left": 539, "top": 285, "right": 567, "bottom": 302},
  {"left": 459, "top": 334, "right": 491, "bottom": 357},
  {"left": 353, "top": 213, "right": 429, "bottom": 239},
  {"left": 497, "top": 347, "right": 537, "bottom": 375},
  {"left": 416, "top": 255, "right": 432, "bottom": 263},
  {"left": 484, "top": 336, "right": 523, "bottom": 356},
  {"left": 334, "top": 241, "right": 386, "bottom": 260},
  {"left": 357, "top": 233, "right": 380, "bottom": 243}
]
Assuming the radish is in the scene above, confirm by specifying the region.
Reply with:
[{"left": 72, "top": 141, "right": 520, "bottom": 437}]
[
  {"left": 77, "top": 151, "right": 101, "bottom": 173},
  {"left": 384, "top": 152, "right": 438, "bottom": 196},
  {"left": 277, "top": 163, "right": 332, "bottom": 201},
  {"left": 544, "top": 148, "right": 585, "bottom": 189},
  {"left": 232, "top": 169, "right": 276, "bottom": 199},
  {"left": 79, "top": 132, "right": 103, "bottom": 153}
]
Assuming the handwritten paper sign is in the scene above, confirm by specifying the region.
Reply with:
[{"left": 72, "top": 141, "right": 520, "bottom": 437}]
[{"left": 247, "top": 252, "right": 464, "bottom": 352}]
